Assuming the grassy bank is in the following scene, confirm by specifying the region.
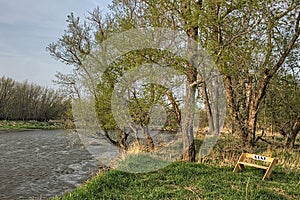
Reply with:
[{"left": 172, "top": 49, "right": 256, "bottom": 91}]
[
  {"left": 53, "top": 161, "right": 299, "bottom": 200},
  {"left": 52, "top": 131, "right": 300, "bottom": 199},
  {"left": 0, "top": 120, "right": 65, "bottom": 131}
]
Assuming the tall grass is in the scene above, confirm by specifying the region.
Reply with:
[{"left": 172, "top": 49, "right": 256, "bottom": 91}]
[{"left": 196, "top": 130, "right": 300, "bottom": 173}]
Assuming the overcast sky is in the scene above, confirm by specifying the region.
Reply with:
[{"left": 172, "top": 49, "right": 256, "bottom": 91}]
[{"left": 0, "top": 0, "right": 112, "bottom": 89}]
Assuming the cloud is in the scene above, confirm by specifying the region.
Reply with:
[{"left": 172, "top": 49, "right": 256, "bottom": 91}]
[
  {"left": 0, "top": 0, "right": 112, "bottom": 54},
  {"left": 0, "top": 0, "right": 112, "bottom": 88},
  {"left": 0, "top": 0, "right": 111, "bottom": 26},
  {"left": 0, "top": 50, "right": 24, "bottom": 58}
]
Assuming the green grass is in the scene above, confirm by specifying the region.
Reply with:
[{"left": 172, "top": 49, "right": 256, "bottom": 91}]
[
  {"left": 52, "top": 132, "right": 300, "bottom": 199},
  {"left": 0, "top": 120, "right": 64, "bottom": 130},
  {"left": 116, "top": 153, "right": 172, "bottom": 173},
  {"left": 52, "top": 160, "right": 299, "bottom": 200}
]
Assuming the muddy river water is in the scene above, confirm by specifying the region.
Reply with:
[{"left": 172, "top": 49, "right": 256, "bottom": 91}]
[{"left": 0, "top": 130, "right": 100, "bottom": 200}]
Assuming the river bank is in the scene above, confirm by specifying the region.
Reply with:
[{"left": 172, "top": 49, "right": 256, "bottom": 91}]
[
  {"left": 54, "top": 161, "right": 300, "bottom": 200},
  {"left": 0, "top": 120, "right": 67, "bottom": 131}
]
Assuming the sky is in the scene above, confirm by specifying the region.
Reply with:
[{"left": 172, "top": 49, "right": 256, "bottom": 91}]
[{"left": 0, "top": 0, "right": 112, "bottom": 89}]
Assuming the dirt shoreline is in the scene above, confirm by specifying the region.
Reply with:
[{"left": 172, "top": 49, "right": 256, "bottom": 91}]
[{"left": 0, "top": 129, "right": 38, "bottom": 134}]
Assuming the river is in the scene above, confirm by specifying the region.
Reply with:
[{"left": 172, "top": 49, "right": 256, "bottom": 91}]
[{"left": 0, "top": 130, "right": 100, "bottom": 200}]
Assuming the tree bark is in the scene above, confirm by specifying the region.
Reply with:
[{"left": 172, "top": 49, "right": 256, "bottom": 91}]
[
  {"left": 101, "top": 128, "right": 129, "bottom": 150},
  {"left": 224, "top": 11, "right": 300, "bottom": 146},
  {"left": 165, "top": 90, "right": 181, "bottom": 127},
  {"left": 285, "top": 114, "right": 300, "bottom": 148},
  {"left": 180, "top": 0, "right": 199, "bottom": 162},
  {"left": 119, "top": 129, "right": 129, "bottom": 150},
  {"left": 142, "top": 126, "right": 154, "bottom": 151},
  {"left": 247, "top": 11, "right": 300, "bottom": 145},
  {"left": 247, "top": 108, "right": 258, "bottom": 146},
  {"left": 182, "top": 77, "right": 197, "bottom": 162},
  {"left": 198, "top": 75, "right": 215, "bottom": 132}
]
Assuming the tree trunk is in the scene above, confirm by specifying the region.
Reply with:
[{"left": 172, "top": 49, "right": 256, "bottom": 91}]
[
  {"left": 248, "top": 109, "right": 258, "bottom": 146},
  {"left": 102, "top": 129, "right": 128, "bottom": 150},
  {"left": 224, "top": 76, "right": 249, "bottom": 144},
  {"left": 182, "top": 76, "right": 197, "bottom": 162},
  {"left": 286, "top": 132, "right": 298, "bottom": 148},
  {"left": 129, "top": 123, "right": 140, "bottom": 146},
  {"left": 285, "top": 114, "right": 300, "bottom": 148},
  {"left": 222, "top": 11, "right": 300, "bottom": 147},
  {"left": 198, "top": 75, "right": 215, "bottom": 132},
  {"left": 165, "top": 90, "right": 181, "bottom": 127},
  {"left": 142, "top": 126, "right": 154, "bottom": 151},
  {"left": 231, "top": 117, "right": 249, "bottom": 145},
  {"left": 119, "top": 129, "right": 129, "bottom": 150},
  {"left": 179, "top": 0, "right": 200, "bottom": 162}
]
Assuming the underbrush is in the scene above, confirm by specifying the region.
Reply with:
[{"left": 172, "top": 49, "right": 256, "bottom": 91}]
[{"left": 196, "top": 131, "right": 300, "bottom": 173}]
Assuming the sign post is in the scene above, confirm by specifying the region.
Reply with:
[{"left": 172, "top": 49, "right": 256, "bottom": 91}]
[{"left": 233, "top": 153, "right": 278, "bottom": 180}]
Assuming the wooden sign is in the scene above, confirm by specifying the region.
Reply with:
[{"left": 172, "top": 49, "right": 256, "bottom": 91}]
[
  {"left": 253, "top": 155, "right": 267, "bottom": 161},
  {"left": 233, "top": 153, "right": 278, "bottom": 180}
]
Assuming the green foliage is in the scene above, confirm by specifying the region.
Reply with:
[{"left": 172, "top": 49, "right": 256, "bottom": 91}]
[
  {"left": 117, "top": 154, "right": 171, "bottom": 173},
  {"left": 48, "top": 0, "right": 300, "bottom": 148},
  {"left": 95, "top": 48, "right": 185, "bottom": 131},
  {"left": 259, "top": 72, "right": 300, "bottom": 135}
]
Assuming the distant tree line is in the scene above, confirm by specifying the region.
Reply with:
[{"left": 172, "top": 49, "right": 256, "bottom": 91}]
[{"left": 0, "top": 76, "right": 70, "bottom": 121}]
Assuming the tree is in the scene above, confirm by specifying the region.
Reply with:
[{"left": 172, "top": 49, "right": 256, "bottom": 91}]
[
  {"left": 110, "top": 0, "right": 300, "bottom": 148},
  {"left": 95, "top": 49, "right": 185, "bottom": 151},
  {"left": 108, "top": 0, "right": 300, "bottom": 156},
  {"left": 260, "top": 71, "right": 300, "bottom": 148},
  {"left": 0, "top": 77, "right": 15, "bottom": 119},
  {"left": 108, "top": 0, "right": 205, "bottom": 161},
  {"left": 48, "top": 0, "right": 300, "bottom": 164},
  {"left": 193, "top": 0, "right": 300, "bottom": 146},
  {"left": 0, "top": 77, "right": 68, "bottom": 121}
]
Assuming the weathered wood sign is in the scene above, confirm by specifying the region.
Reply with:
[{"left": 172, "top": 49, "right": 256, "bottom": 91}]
[
  {"left": 253, "top": 155, "right": 267, "bottom": 161},
  {"left": 233, "top": 153, "right": 278, "bottom": 180}
]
